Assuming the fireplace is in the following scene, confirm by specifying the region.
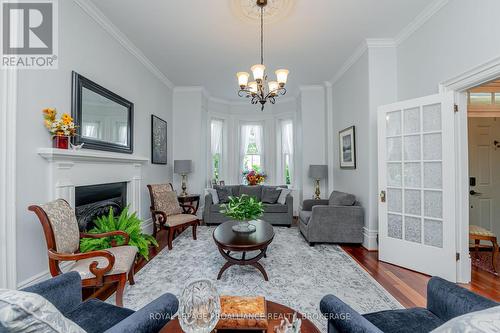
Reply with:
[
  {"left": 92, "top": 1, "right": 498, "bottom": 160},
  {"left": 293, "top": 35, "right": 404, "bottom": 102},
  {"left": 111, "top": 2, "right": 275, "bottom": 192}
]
[{"left": 75, "top": 182, "right": 127, "bottom": 231}]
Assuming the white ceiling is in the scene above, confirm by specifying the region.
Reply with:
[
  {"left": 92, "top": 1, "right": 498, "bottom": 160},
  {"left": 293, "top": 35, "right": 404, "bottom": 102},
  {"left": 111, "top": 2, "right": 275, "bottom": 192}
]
[{"left": 89, "top": 0, "right": 436, "bottom": 101}]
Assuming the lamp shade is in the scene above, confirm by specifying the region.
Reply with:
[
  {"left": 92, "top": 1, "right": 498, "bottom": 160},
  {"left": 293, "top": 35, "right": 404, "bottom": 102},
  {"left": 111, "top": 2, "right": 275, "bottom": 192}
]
[
  {"left": 174, "top": 160, "right": 192, "bottom": 174},
  {"left": 309, "top": 165, "right": 328, "bottom": 179}
]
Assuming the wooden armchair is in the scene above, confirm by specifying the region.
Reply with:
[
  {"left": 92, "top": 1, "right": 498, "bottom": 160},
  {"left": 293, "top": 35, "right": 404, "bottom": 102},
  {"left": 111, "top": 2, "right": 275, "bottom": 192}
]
[
  {"left": 147, "top": 183, "right": 199, "bottom": 250},
  {"left": 29, "top": 199, "right": 138, "bottom": 307}
]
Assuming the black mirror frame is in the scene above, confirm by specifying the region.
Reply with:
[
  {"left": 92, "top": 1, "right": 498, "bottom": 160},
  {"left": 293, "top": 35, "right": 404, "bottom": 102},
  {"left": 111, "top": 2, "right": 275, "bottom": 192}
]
[{"left": 71, "top": 71, "right": 134, "bottom": 154}]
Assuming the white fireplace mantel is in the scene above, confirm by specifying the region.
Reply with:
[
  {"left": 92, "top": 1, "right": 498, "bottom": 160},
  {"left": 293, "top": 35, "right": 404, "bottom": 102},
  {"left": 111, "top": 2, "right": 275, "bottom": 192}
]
[
  {"left": 38, "top": 148, "right": 149, "bottom": 164},
  {"left": 38, "top": 148, "right": 149, "bottom": 218}
]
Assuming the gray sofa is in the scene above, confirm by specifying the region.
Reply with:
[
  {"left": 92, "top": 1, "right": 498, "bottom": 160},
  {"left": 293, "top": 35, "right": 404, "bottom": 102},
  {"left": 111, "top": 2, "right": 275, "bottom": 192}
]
[
  {"left": 299, "top": 191, "right": 364, "bottom": 245},
  {"left": 203, "top": 185, "right": 293, "bottom": 226}
]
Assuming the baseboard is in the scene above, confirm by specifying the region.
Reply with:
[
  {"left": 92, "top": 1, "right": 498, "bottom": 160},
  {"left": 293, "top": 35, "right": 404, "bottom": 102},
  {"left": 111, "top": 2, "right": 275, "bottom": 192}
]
[
  {"left": 362, "top": 227, "right": 378, "bottom": 251},
  {"left": 17, "top": 218, "right": 154, "bottom": 289}
]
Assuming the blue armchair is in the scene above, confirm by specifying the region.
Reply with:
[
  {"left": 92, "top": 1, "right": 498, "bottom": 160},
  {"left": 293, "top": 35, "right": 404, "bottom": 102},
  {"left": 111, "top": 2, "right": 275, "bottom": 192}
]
[
  {"left": 320, "top": 276, "right": 498, "bottom": 333},
  {"left": 22, "top": 272, "right": 178, "bottom": 333}
]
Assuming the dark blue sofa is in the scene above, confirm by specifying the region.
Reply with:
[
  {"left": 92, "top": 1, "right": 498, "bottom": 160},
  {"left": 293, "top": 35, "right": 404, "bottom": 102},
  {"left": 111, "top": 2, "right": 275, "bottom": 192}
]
[
  {"left": 320, "top": 276, "right": 498, "bottom": 333},
  {"left": 22, "top": 272, "right": 178, "bottom": 333}
]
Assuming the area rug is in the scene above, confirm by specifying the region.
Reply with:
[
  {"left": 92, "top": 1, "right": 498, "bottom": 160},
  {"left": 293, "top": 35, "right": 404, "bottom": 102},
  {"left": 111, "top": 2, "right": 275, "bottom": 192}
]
[
  {"left": 471, "top": 251, "right": 499, "bottom": 276},
  {"left": 115, "top": 226, "right": 402, "bottom": 331}
]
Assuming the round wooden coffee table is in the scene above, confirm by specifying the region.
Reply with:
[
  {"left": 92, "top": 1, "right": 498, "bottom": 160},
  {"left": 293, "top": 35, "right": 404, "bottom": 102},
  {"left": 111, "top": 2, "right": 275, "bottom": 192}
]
[
  {"left": 160, "top": 300, "right": 321, "bottom": 333},
  {"left": 213, "top": 220, "right": 274, "bottom": 281}
]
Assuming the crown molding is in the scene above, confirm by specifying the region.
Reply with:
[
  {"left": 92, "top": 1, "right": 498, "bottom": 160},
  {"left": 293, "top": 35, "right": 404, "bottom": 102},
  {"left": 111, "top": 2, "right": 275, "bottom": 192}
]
[
  {"left": 330, "top": 41, "right": 368, "bottom": 85},
  {"left": 72, "top": 0, "right": 174, "bottom": 89},
  {"left": 394, "top": 0, "right": 449, "bottom": 45}
]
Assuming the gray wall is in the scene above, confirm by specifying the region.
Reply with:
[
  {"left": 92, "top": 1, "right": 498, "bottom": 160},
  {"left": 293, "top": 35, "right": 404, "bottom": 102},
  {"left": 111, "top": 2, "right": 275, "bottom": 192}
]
[
  {"left": 398, "top": 0, "right": 500, "bottom": 100},
  {"left": 332, "top": 52, "right": 370, "bottom": 225},
  {"left": 15, "top": 0, "right": 173, "bottom": 286}
]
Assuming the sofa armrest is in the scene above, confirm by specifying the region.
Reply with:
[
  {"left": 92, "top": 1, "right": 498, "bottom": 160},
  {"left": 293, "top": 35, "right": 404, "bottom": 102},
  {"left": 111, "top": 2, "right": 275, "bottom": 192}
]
[
  {"left": 22, "top": 271, "right": 82, "bottom": 315},
  {"left": 427, "top": 276, "right": 498, "bottom": 322},
  {"left": 104, "top": 293, "right": 179, "bottom": 333},
  {"left": 320, "top": 295, "right": 383, "bottom": 333},
  {"left": 204, "top": 193, "right": 213, "bottom": 206},
  {"left": 302, "top": 199, "right": 329, "bottom": 211}
]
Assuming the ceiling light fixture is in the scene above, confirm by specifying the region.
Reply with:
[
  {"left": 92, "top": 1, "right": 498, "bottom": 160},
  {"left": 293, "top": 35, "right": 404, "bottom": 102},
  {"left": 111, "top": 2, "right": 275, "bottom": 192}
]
[{"left": 236, "top": 0, "right": 289, "bottom": 111}]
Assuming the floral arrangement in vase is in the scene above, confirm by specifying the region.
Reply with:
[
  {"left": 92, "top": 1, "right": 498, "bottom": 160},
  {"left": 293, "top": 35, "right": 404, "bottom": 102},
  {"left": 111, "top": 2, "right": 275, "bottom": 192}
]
[
  {"left": 42, "top": 108, "right": 77, "bottom": 149},
  {"left": 243, "top": 169, "right": 266, "bottom": 185}
]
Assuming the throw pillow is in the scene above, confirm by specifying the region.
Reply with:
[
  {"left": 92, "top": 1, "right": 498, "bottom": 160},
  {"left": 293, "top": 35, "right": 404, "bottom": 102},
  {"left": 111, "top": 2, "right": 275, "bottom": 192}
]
[
  {"left": 215, "top": 186, "right": 233, "bottom": 203},
  {"left": 262, "top": 187, "right": 281, "bottom": 204},
  {"left": 0, "top": 289, "right": 85, "bottom": 333},
  {"left": 277, "top": 188, "right": 292, "bottom": 205},
  {"left": 206, "top": 188, "right": 219, "bottom": 204},
  {"left": 329, "top": 191, "right": 356, "bottom": 206},
  {"left": 239, "top": 185, "right": 262, "bottom": 201},
  {"left": 431, "top": 305, "right": 500, "bottom": 333}
]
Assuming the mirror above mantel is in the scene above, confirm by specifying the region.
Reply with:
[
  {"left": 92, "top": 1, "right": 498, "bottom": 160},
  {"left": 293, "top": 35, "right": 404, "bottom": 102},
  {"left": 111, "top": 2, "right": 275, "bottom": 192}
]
[{"left": 72, "top": 71, "right": 134, "bottom": 153}]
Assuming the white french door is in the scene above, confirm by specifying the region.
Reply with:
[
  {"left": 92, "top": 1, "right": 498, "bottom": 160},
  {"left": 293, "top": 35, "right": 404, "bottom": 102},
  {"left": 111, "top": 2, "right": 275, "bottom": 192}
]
[{"left": 378, "top": 92, "right": 457, "bottom": 281}]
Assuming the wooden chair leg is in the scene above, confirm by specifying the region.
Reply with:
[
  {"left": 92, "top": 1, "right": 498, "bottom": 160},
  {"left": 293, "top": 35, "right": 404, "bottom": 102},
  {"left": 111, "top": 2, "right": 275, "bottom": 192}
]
[
  {"left": 492, "top": 238, "right": 499, "bottom": 273},
  {"left": 192, "top": 222, "right": 198, "bottom": 240},
  {"left": 115, "top": 274, "right": 127, "bottom": 307},
  {"left": 167, "top": 228, "right": 174, "bottom": 250},
  {"left": 128, "top": 267, "right": 135, "bottom": 285}
]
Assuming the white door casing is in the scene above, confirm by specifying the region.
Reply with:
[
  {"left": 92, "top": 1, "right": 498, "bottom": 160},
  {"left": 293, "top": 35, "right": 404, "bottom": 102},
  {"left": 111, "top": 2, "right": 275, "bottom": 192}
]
[
  {"left": 378, "top": 92, "right": 457, "bottom": 281},
  {"left": 468, "top": 118, "right": 500, "bottom": 239}
]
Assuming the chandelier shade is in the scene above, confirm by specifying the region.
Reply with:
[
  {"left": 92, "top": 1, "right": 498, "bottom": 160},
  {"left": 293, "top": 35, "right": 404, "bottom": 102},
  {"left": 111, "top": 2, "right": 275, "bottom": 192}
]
[{"left": 236, "top": 0, "right": 289, "bottom": 111}]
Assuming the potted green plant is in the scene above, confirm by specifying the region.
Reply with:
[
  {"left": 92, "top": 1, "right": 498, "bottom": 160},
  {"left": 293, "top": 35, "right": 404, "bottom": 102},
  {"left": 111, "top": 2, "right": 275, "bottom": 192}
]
[
  {"left": 80, "top": 206, "right": 158, "bottom": 260},
  {"left": 219, "top": 195, "right": 264, "bottom": 233}
]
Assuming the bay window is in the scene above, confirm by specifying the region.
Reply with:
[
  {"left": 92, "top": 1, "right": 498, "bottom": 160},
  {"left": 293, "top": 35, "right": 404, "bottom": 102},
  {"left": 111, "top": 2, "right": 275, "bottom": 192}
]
[
  {"left": 280, "top": 120, "right": 294, "bottom": 185},
  {"left": 210, "top": 119, "right": 224, "bottom": 182},
  {"left": 241, "top": 124, "right": 264, "bottom": 178}
]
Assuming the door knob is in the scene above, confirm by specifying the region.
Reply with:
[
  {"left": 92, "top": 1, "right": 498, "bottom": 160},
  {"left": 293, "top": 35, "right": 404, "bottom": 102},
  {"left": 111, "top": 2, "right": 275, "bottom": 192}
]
[
  {"left": 469, "top": 190, "right": 482, "bottom": 196},
  {"left": 380, "top": 190, "right": 386, "bottom": 203}
]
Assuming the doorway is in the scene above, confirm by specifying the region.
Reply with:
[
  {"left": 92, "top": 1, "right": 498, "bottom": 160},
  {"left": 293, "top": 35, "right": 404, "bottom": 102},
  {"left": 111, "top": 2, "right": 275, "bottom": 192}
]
[{"left": 467, "top": 81, "right": 500, "bottom": 277}]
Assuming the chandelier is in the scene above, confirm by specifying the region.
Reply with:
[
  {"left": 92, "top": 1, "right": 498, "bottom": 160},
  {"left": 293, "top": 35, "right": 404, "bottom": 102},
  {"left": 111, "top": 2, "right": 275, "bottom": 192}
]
[{"left": 236, "top": 0, "right": 289, "bottom": 111}]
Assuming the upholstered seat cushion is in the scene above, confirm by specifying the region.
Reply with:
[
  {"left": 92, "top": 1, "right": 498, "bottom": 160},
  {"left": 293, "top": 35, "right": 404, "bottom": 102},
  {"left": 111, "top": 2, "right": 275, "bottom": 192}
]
[
  {"left": 164, "top": 214, "right": 198, "bottom": 227},
  {"left": 262, "top": 203, "right": 288, "bottom": 213},
  {"left": 470, "top": 225, "right": 495, "bottom": 237},
  {"left": 69, "top": 245, "right": 137, "bottom": 279},
  {"left": 363, "top": 308, "right": 444, "bottom": 333},
  {"left": 64, "top": 298, "right": 134, "bottom": 333},
  {"left": 299, "top": 211, "right": 312, "bottom": 225}
]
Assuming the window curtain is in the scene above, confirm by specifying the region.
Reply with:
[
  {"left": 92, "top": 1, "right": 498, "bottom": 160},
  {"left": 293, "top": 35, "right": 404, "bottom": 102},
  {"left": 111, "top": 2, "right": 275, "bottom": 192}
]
[
  {"left": 253, "top": 124, "right": 263, "bottom": 155},
  {"left": 211, "top": 119, "right": 223, "bottom": 179},
  {"left": 282, "top": 120, "right": 294, "bottom": 184},
  {"left": 211, "top": 120, "right": 223, "bottom": 155},
  {"left": 240, "top": 125, "right": 253, "bottom": 157}
]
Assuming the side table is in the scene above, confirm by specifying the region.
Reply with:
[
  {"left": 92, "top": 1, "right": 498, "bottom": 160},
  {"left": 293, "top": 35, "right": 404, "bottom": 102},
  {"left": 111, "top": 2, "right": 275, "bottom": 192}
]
[{"left": 177, "top": 194, "right": 201, "bottom": 215}]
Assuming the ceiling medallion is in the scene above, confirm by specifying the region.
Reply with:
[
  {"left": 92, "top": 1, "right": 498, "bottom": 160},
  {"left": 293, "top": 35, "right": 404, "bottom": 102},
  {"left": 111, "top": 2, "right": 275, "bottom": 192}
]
[
  {"left": 230, "top": 0, "right": 295, "bottom": 24},
  {"left": 235, "top": 0, "right": 290, "bottom": 111}
]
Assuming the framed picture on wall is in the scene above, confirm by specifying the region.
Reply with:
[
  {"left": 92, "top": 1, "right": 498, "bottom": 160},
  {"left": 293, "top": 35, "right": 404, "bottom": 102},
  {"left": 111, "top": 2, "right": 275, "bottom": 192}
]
[
  {"left": 151, "top": 115, "right": 167, "bottom": 164},
  {"left": 339, "top": 126, "right": 356, "bottom": 169}
]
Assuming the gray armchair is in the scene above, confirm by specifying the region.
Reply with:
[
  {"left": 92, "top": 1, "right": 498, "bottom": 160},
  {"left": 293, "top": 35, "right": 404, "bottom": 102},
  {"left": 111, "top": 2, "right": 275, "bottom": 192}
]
[{"left": 299, "top": 191, "right": 364, "bottom": 245}]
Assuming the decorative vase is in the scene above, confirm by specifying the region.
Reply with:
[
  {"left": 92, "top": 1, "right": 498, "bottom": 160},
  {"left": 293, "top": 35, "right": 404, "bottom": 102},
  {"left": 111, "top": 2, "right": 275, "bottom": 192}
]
[
  {"left": 179, "top": 279, "right": 220, "bottom": 333},
  {"left": 52, "top": 136, "right": 70, "bottom": 149},
  {"left": 232, "top": 220, "right": 257, "bottom": 233}
]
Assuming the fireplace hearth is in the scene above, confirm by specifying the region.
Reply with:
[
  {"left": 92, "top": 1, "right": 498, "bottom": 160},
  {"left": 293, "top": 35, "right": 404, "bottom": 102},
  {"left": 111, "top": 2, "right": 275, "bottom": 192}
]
[{"left": 75, "top": 182, "right": 127, "bottom": 231}]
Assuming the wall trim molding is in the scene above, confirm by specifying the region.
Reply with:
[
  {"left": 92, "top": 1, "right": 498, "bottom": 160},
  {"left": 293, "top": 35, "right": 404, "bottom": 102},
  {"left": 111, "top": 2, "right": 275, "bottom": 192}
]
[
  {"left": 394, "top": 0, "right": 449, "bottom": 45},
  {"left": 362, "top": 227, "right": 378, "bottom": 251},
  {"left": 17, "top": 218, "right": 153, "bottom": 289},
  {"left": 72, "top": 0, "right": 174, "bottom": 89},
  {"left": 439, "top": 56, "right": 500, "bottom": 93},
  {"left": 0, "top": 68, "right": 18, "bottom": 289}
]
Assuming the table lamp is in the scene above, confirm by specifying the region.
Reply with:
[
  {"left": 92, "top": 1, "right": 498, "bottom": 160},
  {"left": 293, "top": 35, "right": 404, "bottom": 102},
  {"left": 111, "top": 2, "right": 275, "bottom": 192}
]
[
  {"left": 174, "top": 160, "right": 192, "bottom": 196},
  {"left": 309, "top": 165, "right": 328, "bottom": 199}
]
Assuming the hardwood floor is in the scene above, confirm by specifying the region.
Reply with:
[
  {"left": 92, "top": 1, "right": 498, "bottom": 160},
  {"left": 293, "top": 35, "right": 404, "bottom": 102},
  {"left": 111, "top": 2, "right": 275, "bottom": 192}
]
[
  {"left": 86, "top": 227, "right": 500, "bottom": 309},
  {"left": 341, "top": 245, "right": 500, "bottom": 307}
]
